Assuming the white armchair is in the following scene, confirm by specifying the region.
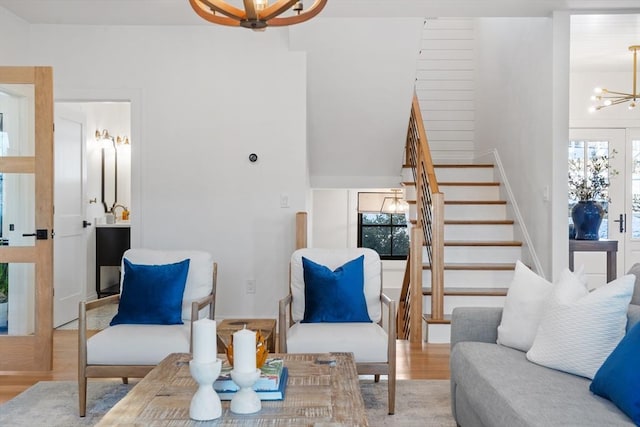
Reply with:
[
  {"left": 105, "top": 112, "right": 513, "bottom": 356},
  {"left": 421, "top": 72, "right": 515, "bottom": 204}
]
[
  {"left": 78, "top": 249, "right": 217, "bottom": 416},
  {"left": 279, "top": 248, "right": 396, "bottom": 414}
]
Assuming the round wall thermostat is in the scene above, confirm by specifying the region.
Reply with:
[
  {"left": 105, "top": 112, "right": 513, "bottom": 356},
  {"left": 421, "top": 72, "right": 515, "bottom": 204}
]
[{"left": 249, "top": 153, "right": 258, "bottom": 162}]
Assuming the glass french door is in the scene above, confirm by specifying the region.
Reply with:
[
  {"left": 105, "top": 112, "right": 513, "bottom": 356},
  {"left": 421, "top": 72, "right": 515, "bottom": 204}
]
[
  {"left": 0, "top": 67, "right": 54, "bottom": 371},
  {"left": 624, "top": 128, "right": 640, "bottom": 270},
  {"left": 569, "top": 129, "right": 625, "bottom": 289}
]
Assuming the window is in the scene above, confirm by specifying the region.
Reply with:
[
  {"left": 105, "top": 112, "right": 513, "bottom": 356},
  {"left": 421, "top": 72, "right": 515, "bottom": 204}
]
[{"left": 357, "top": 213, "right": 409, "bottom": 260}]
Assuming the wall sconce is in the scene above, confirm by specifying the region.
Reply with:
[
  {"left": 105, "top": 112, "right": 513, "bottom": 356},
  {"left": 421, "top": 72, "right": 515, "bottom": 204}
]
[{"left": 95, "top": 129, "right": 130, "bottom": 147}]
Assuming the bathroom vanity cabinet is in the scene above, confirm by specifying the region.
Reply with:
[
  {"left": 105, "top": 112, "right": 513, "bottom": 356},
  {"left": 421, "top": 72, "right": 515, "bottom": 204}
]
[{"left": 96, "top": 223, "right": 130, "bottom": 298}]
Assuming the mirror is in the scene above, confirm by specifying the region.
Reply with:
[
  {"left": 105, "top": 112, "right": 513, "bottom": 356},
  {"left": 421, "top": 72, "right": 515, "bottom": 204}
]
[{"left": 101, "top": 142, "right": 117, "bottom": 213}]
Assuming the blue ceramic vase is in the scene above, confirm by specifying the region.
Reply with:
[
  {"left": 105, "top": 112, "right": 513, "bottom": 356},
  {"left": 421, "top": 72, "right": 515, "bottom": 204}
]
[{"left": 571, "top": 201, "right": 604, "bottom": 240}]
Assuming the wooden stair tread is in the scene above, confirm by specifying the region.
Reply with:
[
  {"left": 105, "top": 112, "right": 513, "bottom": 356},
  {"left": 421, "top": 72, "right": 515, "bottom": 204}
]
[
  {"left": 444, "top": 240, "right": 522, "bottom": 247},
  {"left": 445, "top": 200, "right": 506, "bottom": 205},
  {"left": 438, "top": 182, "right": 500, "bottom": 186},
  {"left": 445, "top": 219, "right": 514, "bottom": 225},
  {"left": 423, "top": 263, "right": 516, "bottom": 271},
  {"left": 401, "top": 181, "right": 416, "bottom": 186},
  {"left": 422, "top": 287, "right": 508, "bottom": 296},
  {"left": 423, "top": 314, "right": 452, "bottom": 325}
]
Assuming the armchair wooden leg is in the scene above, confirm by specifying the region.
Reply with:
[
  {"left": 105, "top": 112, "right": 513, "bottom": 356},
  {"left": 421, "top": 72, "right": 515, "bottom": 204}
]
[
  {"left": 122, "top": 377, "right": 128, "bottom": 384},
  {"left": 388, "top": 371, "right": 396, "bottom": 415},
  {"left": 79, "top": 376, "right": 87, "bottom": 417}
]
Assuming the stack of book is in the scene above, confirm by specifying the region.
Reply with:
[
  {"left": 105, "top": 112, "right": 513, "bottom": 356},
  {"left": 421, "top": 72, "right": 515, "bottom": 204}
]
[{"left": 213, "top": 358, "right": 288, "bottom": 401}]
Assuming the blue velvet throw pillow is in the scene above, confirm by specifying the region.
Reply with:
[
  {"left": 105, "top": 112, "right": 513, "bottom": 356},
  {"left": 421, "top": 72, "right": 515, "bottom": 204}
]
[
  {"left": 301, "top": 255, "right": 371, "bottom": 323},
  {"left": 110, "top": 258, "right": 190, "bottom": 326},
  {"left": 590, "top": 322, "right": 640, "bottom": 424}
]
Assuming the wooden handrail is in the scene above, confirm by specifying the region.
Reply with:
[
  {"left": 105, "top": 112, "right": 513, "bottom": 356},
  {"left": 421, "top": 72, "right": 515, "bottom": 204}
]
[{"left": 398, "top": 93, "right": 445, "bottom": 342}]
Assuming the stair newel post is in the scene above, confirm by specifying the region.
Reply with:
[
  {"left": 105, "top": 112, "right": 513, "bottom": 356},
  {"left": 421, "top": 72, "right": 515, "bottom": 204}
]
[
  {"left": 409, "top": 225, "right": 423, "bottom": 343},
  {"left": 295, "top": 211, "right": 308, "bottom": 249},
  {"left": 431, "top": 193, "right": 445, "bottom": 322}
]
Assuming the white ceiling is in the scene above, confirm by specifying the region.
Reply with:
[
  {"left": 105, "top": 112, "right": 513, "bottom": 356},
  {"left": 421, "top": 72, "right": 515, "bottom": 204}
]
[{"left": 0, "top": 1, "right": 638, "bottom": 70}]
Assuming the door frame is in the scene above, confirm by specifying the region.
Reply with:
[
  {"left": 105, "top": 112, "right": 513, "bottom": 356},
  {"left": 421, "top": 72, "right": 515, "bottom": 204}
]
[
  {"left": 53, "top": 105, "right": 87, "bottom": 327},
  {"left": 569, "top": 128, "right": 626, "bottom": 287},
  {"left": 0, "top": 67, "right": 54, "bottom": 371}
]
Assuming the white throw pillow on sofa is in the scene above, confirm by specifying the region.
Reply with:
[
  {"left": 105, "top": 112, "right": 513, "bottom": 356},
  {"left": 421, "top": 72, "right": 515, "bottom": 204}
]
[
  {"left": 526, "top": 274, "right": 635, "bottom": 379},
  {"left": 497, "top": 261, "right": 555, "bottom": 351}
]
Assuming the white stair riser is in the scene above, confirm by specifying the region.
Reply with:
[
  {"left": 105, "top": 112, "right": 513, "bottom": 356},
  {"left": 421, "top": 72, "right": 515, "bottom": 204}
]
[
  {"left": 423, "top": 269, "right": 515, "bottom": 287},
  {"left": 425, "top": 246, "right": 521, "bottom": 264},
  {"left": 425, "top": 324, "right": 450, "bottom": 343},
  {"left": 424, "top": 295, "right": 507, "bottom": 313},
  {"left": 435, "top": 167, "right": 495, "bottom": 182},
  {"left": 445, "top": 204, "right": 506, "bottom": 220},
  {"left": 445, "top": 224, "right": 513, "bottom": 241},
  {"left": 440, "top": 185, "right": 500, "bottom": 201}
]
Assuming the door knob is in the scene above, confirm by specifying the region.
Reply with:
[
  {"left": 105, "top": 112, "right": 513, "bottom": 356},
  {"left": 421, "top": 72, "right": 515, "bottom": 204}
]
[
  {"left": 83, "top": 220, "right": 92, "bottom": 228},
  {"left": 22, "top": 229, "right": 49, "bottom": 240},
  {"left": 613, "top": 214, "right": 626, "bottom": 233}
]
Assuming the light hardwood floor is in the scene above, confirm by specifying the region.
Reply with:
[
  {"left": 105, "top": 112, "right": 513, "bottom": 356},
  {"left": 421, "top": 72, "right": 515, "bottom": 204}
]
[{"left": 0, "top": 330, "right": 451, "bottom": 404}]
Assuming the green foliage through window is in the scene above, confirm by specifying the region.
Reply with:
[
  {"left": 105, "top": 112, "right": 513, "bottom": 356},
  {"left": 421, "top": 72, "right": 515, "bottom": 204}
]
[{"left": 358, "top": 213, "right": 409, "bottom": 260}]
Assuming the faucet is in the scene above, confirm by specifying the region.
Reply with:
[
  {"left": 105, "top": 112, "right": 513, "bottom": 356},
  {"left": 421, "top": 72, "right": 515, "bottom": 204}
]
[{"left": 111, "top": 204, "right": 128, "bottom": 221}]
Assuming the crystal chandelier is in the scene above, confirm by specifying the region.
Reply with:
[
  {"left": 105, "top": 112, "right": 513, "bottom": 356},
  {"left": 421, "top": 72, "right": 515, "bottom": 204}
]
[
  {"left": 590, "top": 45, "right": 640, "bottom": 112},
  {"left": 189, "top": 0, "right": 328, "bottom": 30}
]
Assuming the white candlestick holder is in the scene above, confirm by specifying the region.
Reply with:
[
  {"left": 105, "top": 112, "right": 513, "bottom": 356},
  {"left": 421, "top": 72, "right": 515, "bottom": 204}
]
[
  {"left": 189, "top": 358, "right": 222, "bottom": 421},
  {"left": 230, "top": 368, "right": 261, "bottom": 414}
]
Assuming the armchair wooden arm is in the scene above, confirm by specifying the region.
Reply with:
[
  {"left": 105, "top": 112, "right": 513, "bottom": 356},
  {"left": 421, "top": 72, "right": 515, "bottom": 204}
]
[
  {"left": 380, "top": 292, "right": 396, "bottom": 370},
  {"left": 278, "top": 293, "right": 292, "bottom": 353}
]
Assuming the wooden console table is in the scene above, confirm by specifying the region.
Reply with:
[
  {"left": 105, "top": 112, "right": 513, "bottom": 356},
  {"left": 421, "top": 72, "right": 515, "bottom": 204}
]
[
  {"left": 96, "top": 352, "right": 367, "bottom": 426},
  {"left": 569, "top": 239, "right": 618, "bottom": 283}
]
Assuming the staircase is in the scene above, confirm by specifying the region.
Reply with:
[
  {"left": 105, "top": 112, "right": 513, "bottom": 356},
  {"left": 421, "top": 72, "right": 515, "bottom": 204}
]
[{"left": 402, "top": 163, "right": 520, "bottom": 342}]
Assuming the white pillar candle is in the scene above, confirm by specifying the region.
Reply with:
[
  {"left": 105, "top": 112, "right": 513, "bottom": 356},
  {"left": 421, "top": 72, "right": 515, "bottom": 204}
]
[
  {"left": 192, "top": 318, "right": 217, "bottom": 363},
  {"left": 233, "top": 328, "right": 256, "bottom": 373}
]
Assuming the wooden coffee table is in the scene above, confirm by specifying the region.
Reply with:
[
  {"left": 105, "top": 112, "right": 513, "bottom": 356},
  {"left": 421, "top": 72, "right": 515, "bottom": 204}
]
[{"left": 96, "top": 352, "right": 368, "bottom": 426}]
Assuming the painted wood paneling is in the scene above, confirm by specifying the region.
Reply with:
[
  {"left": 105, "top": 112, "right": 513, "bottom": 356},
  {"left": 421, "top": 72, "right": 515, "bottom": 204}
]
[{"left": 416, "top": 18, "right": 476, "bottom": 162}]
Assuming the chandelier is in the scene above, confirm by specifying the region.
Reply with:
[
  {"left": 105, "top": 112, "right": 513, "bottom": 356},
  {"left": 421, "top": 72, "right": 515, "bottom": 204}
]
[
  {"left": 188, "top": 0, "right": 328, "bottom": 30},
  {"left": 380, "top": 189, "right": 409, "bottom": 215},
  {"left": 590, "top": 45, "right": 640, "bottom": 112}
]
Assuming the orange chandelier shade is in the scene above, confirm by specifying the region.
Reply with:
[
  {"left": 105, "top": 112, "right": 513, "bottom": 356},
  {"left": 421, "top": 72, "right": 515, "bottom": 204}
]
[{"left": 189, "top": 0, "right": 328, "bottom": 30}]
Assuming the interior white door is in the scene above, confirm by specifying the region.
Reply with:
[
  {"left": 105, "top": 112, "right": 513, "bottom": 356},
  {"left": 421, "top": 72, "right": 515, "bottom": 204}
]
[
  {"left": 53, "top": 105, "right": 87, "bottom": 327},
  {"left": 569, "top": 128, "right": 626, "bottom": 289},
  {"left": 624, "top": 128, "right": 640, "bottom": 270}
]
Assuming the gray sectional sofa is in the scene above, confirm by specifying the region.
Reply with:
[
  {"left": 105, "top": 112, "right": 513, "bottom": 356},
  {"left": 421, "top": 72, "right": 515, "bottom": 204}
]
[{"left": 449, "top": 280, "right": 640, "bottom": 427}]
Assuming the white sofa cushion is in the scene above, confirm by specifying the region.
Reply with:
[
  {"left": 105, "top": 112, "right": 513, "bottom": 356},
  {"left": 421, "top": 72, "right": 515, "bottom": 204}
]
[
  {"left": 120, "top": 249, "right": 213, "bottom": 321},
  {"left": 527, "top": 274, "right": 635, "bottom": 379},
  {"left": 290, "top": 248, "right": 382, "bottom": 323},
  {"left": 497, "top": 261, "right": 554, "bottom": 352},
  {"left": 286, "top": 322, "right": 388, "bottom": 363},
  {"left": 87, "top": 324, "right": 190, "bottom": 365}
]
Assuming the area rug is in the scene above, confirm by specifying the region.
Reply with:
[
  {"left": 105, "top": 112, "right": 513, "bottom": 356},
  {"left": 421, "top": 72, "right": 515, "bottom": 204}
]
[{"left": 0, "top": 379, "right": 456, "bottom": 426}]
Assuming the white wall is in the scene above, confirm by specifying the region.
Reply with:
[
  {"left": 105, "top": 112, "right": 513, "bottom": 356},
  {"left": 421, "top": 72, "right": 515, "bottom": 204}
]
[
  {"left": 0, "top": 6, "right": 28, "bottom": 63},
  {"left": 474, "top": 18, "right": 555, "bottom": 278},
  {"left": 10, "top": 23, "right": 308, "bottom": 319},
  {"left": 291, "top": 18, "right": 424, "bottom": 188}
]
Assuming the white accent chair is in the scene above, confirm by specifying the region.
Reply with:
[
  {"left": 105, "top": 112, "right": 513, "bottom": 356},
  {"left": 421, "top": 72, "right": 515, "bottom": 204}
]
[
  {"left": 279, "top": 248, "right": 396, "bottom": 414},
  {"left": 78, "top": 249, "right": 217, "bottom": 416}
]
